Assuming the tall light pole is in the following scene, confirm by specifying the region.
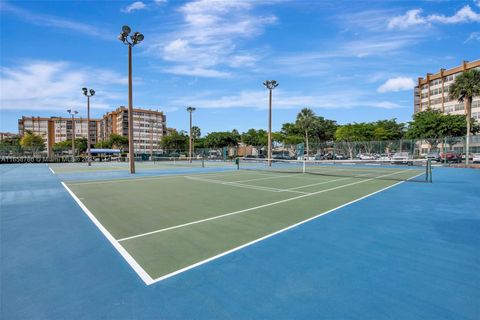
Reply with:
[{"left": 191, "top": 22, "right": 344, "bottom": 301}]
[
  {"left": 82, "top": 87, "right": 95, "bottom": 166},
  {"left": 186, "top": 106, "right": 196, "bottom": 163},
  {"left": 118, "top": 25, "right": 144, "bottom": 174},
  {"left": 263, "top": 80, "right": 279, "bottom": 166},
  {"left": 67, "top": 109, "right": 78, "bottom": 163}
]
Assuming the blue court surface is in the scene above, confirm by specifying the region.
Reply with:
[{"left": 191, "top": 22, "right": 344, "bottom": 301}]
[{"left": 1, "top": 163, "right": 479, "bottom": 319}]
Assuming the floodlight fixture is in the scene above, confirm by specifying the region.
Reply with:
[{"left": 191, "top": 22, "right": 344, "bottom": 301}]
[
  {"left": 122, "top": 25, "right": 131, "bottom": 35},
  {"left": 118, "top": 25, "right": 144, "bottom": 47},
  {"left": 89, "top": 89, "right": 95, "bottom": 96},
  {"left": 263, "top": 80, "right": 279, "bottom": 90}
]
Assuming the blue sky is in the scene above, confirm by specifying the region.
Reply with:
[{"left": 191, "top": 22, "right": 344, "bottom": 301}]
[{"left": 0, "top": 0, "right": 479, "bottom": 135}]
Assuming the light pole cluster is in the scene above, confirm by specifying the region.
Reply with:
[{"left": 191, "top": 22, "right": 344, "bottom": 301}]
[
  {"left": 82, "top": 87, "right": 95, "bottom": 166},
  {"left": 263, "top": 80, "right": 279, "bottom": 166},
  {"left": 67, "top": 109, "right": 78, "bottom": 163},
  {"left": 118, "top": 25, "right": 144, "bottom": 174},
  {"left": 186, "top": 106, "right": 196, "bottom": 163}
]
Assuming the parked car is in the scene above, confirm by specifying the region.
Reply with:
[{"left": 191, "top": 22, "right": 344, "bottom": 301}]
[
  {"left": 391, "top": 152, "right": 413, "bottom": 165},
  {"left": 334, "top": 154, "right": 346, "bottom": 160},
  {"left": 426, "top": 151, "right": 441, "bottom": 162},
  {"left": 359, "top": 154, "right": 375, "bottom": 160},
  {"left": 378, "top": 154, "right": 391, "bottom": 161},
  {"left": 472, "top": 153, "right": 480, "bottom": 163},
  {"left": 439, "top": 151, "right": 462, "bottom": 163}
]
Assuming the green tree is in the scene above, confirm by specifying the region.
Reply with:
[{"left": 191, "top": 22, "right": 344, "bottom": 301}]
[
  {"left": 204, "top": 131, "right": 240, "bottom": 148},
  {"left": 296, "top": 108, "right": 316, "bottom": 156},
  {"left": 311, "top": 116, "right": 338, "bottom": 142},
  {"left": 280, "top": 122, "right": 304, "bottom": 145},
  {"left": 75, "top": 137, "right": 88, "bottom": 153},
  {"left": 191, "top": 126, "right": 201, "bottom": 154},
  {"left": 405, "top": 109, "right": 476, "bottom": 150},
  {"left": 449, "top": 69, "right": 480, "bottom": 164},
  {"left": 405, "top": 110, "right": 447, "bottom": 149},
  {"left": 334, "top": 124, "right": 364, "bottom": 159},
  {"left": 20, "top": 130, "right": 45, "bottom": 155},
  {"left": 0, "top": 135, "right": 21, "bottom": 155},
  {"left": 373, "top": 119, "right": 405, "bottom": 140},
  {"left": 109, "top": 134, "right": 129, "bottom": 151},
  {"left": 160, "top": 130, "right": 188, "bottom": 151},
  {"left": 241, "top": 129, "right": 268, "bottom": 146}
]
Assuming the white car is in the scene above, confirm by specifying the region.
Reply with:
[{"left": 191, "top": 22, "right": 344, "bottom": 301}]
[
  {"left": 359, "top": 154, "right": 375, "bottom": 160},
  {"left": 472, "top": 153, "right": 480, "bottom": 163},
  {"left": 391, "top": 152, "right": 413, "bottom": 165}
]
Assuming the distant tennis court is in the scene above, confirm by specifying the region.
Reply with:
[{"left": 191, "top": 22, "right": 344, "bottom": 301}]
[{"left": 61, "top": 159, "right": 429, "bottom": 284}]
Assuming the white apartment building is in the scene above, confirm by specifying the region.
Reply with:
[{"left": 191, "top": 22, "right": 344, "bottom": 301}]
[
  {"left": 414, "top": 60, "right": 480, "bottom": 120},
  {"left": 100, "top": 106, "right": 167, "bottom": 154},
  {"left": 18, "top": 116, "right": 101, "bottom": 154}
]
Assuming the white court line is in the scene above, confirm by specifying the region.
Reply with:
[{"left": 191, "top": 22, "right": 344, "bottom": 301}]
[
  {"left": 118, "top": 169, "right": 411, "bottom": 243},
  {"left": 61, "top": 182, "right": 154, "bottom": 285},
  {"left": 230, "top": 174, "right": 298, "bottom": 183},
  {"left": 49, "top": 166, "right": 55, "bottom": 174},
  {"left": 65, "top": 170, "right": 245, "bottom": 186},
  {"left": 285, "top": 170, "right": 389, "bottom": 191},
  {"left": 185, "top": 176, "right": 309, "bottom": 194},
  {"left": 146, "top": 170, "right": 424, "bottom": 284}
]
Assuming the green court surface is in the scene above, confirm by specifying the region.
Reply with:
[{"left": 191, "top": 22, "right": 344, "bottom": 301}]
[{"left": 65, "top": 167, "right": 424, "bottom": 283}]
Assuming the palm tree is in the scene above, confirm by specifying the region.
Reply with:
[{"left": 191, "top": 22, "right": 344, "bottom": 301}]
[
  {"left": 449, "top": 69, "right": 480, "bottom": 165},
  {"left": 296, "top": 108, "right": 316, "bottom": 159},
  {"left": 191, "top": 126, "right": 201, "bottom": 154}
]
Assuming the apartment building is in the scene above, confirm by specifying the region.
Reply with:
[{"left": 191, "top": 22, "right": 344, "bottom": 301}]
[
  {"left": 414, "top": 60, "right": 480, "bottom": 120},
  {"left": 18, "top": 107, "right": 168, "bottom": 155},
  {"left": 100, "top": 106, "right": 167, "bottom": 154},
  {"left": 18, "top": 116, "right": 101, "bottom": 154}
]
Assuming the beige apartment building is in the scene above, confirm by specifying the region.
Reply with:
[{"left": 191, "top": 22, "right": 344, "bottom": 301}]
[
  {"left": 18, "top": 116, "right": 102, "bottom": 154},
  {"left": 19, "top": 106, "right": 167, "bottom": 156},
  {"left": 414, "top": 59, "right": 480, "bottom": 154},
  {"left": 414, "top": 60, "right": 480, "bottom": 120},
  {"left": 100, "top": 106, "right": 167, "bottom": 154}
]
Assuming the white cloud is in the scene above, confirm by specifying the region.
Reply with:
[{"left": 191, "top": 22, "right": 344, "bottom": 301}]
[
  {"left": 465, "top": 31, "right": 480, "bottom": 42},
  {"left": 154, "top": 0, "right": 167, "bottom": 4},
  {"left": 147, "top": 0, "right": 277, "bottom": 77},
  {"left": 428, "top": 5, "right": 480, "bottom": 23},
  {"left": 0, "top": 61, "right": 128, "bottom": 111},
  {"left": 388, "top": 9, "right": 428, "bottom": 29},
  {"left": 388, "top": 5, "right": 480, "bottom": 30},
  {"left": 162, "top": 66, "right": 231, "bottom": 78},
  {"left": 122, "top": 1, "right": 147, "bottom": 13},
  {"left": 0, "top": 2, "right": 105, "bottom": 37},
  {"left": 476, "top": 0, "right": 480, "bottom": 7},
  {"left": 377, "top": 77, "right": 415, "bottom": 93},
  {"left": 170, "top": 89, "right": 408, "bottom": 111}
]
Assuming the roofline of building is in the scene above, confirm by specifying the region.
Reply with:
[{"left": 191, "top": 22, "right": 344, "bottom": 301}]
[{"left": 417, "top": 59, "right": 480, "bottom": 86}]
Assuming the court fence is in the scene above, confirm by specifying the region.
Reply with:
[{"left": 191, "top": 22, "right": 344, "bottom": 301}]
[{"left": 1, "top": 135, "right": 479, "bottom": 165}]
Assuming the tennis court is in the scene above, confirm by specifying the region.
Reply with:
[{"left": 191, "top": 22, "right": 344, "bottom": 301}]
[
  {"left": 49, "top": 158, "right": 234, "bottom": 174},
  {"left": 62, "top": 159, "right": 429, "bottom": 283}
]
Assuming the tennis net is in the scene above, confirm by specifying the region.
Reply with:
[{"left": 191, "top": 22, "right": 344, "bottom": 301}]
[
  {"left": 238, "top": 158, "right": 432, "bottom": 183},
  {"left": 152, "top": 156, "right": 205, "bottom": 167}
]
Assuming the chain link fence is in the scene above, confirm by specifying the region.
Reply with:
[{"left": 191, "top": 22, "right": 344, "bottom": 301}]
[{"left": 2, "top": 135, "right": 480, "bottom": 165}]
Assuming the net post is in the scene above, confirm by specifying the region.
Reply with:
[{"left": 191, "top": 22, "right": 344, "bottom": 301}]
[
  {"left": 202, "top": 154, "right": 205, "bottom": 168},
  {"left": 429, "top": 159, "right": 433, "bottom": 183},
  {"left": 302, "top": 158, "right": 306, "bottom": 173}
]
